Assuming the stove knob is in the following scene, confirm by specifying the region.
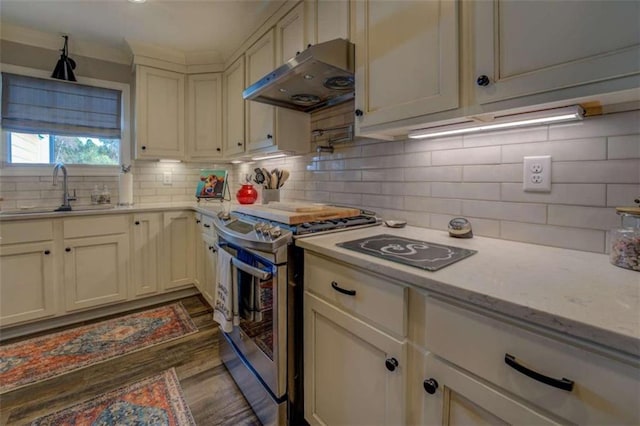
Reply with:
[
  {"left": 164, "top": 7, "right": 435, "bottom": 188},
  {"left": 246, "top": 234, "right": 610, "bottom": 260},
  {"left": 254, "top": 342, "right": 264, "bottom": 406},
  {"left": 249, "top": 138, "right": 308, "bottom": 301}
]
[
  {"left": 301, "top": 223, "right": 312, "bottom": 228},
  {"left": 254, "top": 223, "right": 263, "bottom": 233},
  {"left": 269, "top": 226, "right": 282, "bottom": 238}
]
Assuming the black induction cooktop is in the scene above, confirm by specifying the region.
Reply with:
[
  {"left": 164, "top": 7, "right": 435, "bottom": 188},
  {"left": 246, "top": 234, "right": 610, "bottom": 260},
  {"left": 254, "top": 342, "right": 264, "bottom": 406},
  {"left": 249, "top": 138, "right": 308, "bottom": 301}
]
[{"left": 337, "top": 234, "right": 477, "bottom": 271}]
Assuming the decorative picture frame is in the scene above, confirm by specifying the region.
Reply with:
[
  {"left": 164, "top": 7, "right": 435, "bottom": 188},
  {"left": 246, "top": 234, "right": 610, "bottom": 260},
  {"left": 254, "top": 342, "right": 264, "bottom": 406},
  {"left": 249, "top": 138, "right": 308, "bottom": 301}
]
[{"left": 195, "top": 169, "right": 227, "bottom": 201}]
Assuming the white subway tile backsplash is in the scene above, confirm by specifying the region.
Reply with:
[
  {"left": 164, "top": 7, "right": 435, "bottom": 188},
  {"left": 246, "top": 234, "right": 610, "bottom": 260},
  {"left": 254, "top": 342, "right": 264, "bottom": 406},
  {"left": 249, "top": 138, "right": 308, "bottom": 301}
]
[
  {"left": 553, "top": 160, "right": 640, "bottom": 183},
  {"left": 330, "top": 171, "right": 362, "bottom": 181},
  {"left": 362, "top": 194, "right": 404, "bottom": 210},
  {"left": 330, "top": 192, "right": 362, "bottom": 205},
  {"left": 432, "top": 146, "right": 501, "bottom": 165},
  {"left": 501, "top": 138, "right": 607, "bottom": 163},
  {"left": 501, "top": 183, "right": 606, "bottom": 206},
  {"left": 463, "top": 127, "right": 547, "bottom": 148},
  {"left": 501, "top": 221, "right": 605, "bottom": 252},
  {"left": 606, "top": 184, "right": 640, "bottom": 206},
  {"left": 549, "top": 110, "right": 640, "bottom": 140},
  {"left": 361, "top": 141, "right": 404, "bottom": 157},
  {"left": 463, "top": 164, "right": 522, "bottom": 182},
  {"left": 548, "top": 205, "right": 620, "bottom": 230},
  {"left": 362, "top": 169, "right": 405, "bottom": 181},
  {"left": 404, "top": 166, "right": 462, "bottom": 182},
  {"left": 405, "top": 136, "right": 463, "bottom": 153},
  {"left": 608, "top": 135, "right": 640, "bottom": 159},
  {"left": 462, "top": 200, "right": 547, "bottom": 223},
  {"left": 431, "top": 182, "right": 500, "bottom": 200},
  {"left": 405, "top": 196, "right": 462, "bottom": 215}
]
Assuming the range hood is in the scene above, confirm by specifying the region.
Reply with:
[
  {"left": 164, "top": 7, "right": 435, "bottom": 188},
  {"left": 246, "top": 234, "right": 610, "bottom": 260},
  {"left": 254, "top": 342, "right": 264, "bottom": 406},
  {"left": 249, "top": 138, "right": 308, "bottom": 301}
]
[{"left": 243, "top": 38, "right": 355, "bottom": 113}]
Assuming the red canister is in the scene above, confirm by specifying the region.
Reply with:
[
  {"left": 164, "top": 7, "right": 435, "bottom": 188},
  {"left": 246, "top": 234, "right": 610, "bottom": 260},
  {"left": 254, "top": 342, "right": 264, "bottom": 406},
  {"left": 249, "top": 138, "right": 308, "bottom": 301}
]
[{"left": 236, "top": 184, "right": 258, "bottom": 204}]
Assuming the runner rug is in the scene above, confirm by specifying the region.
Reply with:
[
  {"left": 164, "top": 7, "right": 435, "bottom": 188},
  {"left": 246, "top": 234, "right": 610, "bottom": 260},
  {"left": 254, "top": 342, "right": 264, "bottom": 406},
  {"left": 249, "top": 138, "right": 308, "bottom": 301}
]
[
  {"left": 30, "top": 368, "right": 196, "bottom": 425},
  {"left": 0, "top": 303, "right": 197, "bottom": 394}
]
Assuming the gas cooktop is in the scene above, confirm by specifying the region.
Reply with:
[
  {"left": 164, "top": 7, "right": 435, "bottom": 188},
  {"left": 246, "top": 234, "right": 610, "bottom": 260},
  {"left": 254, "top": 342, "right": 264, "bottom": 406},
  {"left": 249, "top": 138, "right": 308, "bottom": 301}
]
[{"left": 337, "top": 234, "right": 477, "bottom": 271}]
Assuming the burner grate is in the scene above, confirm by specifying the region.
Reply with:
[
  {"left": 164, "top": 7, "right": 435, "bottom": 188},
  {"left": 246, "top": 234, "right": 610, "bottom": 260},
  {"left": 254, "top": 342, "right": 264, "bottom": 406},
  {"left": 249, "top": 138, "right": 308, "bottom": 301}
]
[{"left": 337, "top": 234, "right": 476, "bottom": 271}]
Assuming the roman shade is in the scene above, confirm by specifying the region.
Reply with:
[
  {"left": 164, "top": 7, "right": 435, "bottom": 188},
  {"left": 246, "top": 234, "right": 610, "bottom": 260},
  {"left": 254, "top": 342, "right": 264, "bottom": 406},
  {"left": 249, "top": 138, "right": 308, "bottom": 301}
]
[{"left": 1, "top": 73, "right": 122, "bottom": 138}]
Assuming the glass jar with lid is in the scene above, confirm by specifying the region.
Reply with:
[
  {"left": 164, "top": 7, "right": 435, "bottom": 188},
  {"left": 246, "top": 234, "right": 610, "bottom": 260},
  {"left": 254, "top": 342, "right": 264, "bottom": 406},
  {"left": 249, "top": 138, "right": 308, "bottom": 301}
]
[{"left": 610, "top": 207, "right": 640, "bottom": 271}]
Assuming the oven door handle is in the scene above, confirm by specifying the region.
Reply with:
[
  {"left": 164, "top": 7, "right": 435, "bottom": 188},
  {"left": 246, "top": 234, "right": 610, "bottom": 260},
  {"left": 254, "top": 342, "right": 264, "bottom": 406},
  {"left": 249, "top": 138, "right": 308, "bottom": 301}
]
[{"left": 232, "top": 257, "right": 272, "bottom": 280}]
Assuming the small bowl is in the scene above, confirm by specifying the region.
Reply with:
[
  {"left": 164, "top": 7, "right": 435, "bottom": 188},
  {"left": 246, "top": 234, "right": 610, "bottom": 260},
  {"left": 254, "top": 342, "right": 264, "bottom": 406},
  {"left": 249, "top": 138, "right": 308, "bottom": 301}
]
[{"left": 384, "top": 220, "right": 407, "bottom": 228}]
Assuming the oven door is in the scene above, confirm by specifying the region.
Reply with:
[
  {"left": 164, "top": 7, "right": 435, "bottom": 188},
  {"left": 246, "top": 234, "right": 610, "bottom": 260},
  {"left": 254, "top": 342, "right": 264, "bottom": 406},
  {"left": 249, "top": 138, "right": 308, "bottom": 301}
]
[{"left": 217, "top": 239, "right": 287, "bottom": 400}]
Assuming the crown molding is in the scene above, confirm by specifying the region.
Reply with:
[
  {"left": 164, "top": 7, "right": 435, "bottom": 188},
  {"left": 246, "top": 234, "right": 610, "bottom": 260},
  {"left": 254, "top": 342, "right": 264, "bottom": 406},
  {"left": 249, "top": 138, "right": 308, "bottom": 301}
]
[
  {"left": 126, "top": 39, "right": 224, "bottom": 74},
  {"left": 0, "top": 23, "right": 131, "bottom": 65}
]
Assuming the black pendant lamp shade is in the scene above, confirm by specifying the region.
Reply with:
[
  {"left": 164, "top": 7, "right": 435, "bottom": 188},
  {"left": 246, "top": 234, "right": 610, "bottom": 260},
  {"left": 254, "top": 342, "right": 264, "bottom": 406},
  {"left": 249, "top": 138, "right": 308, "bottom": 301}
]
[{"left": 51, "top": 35, "right": 77, "bottom": 81}]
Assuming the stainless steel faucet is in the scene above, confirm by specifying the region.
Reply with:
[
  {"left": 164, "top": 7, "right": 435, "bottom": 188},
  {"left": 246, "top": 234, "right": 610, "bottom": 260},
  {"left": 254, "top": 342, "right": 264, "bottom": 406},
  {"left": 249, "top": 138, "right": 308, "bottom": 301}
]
[{"left": 52, "top": 162, "right": 76, "bottom": 211}]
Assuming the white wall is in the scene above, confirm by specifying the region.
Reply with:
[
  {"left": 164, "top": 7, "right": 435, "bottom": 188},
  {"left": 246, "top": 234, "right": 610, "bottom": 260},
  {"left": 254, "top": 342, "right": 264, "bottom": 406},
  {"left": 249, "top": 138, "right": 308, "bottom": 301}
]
[{"left": 231, "top": 109, "right": 640, "bottom": 253}]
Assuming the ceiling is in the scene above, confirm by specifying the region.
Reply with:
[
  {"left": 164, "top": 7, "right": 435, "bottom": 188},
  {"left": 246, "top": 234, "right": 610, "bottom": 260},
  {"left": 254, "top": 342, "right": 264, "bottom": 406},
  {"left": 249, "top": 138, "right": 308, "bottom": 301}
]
[{"left": 0, "top": 0, "right": 287, "bottom": 64}]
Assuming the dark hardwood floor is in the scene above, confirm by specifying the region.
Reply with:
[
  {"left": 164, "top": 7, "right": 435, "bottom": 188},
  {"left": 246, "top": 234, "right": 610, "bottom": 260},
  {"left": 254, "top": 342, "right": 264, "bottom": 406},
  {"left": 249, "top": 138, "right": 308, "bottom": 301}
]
[{"left": 0, "top": 295, "right": 261, "bottom": 426}]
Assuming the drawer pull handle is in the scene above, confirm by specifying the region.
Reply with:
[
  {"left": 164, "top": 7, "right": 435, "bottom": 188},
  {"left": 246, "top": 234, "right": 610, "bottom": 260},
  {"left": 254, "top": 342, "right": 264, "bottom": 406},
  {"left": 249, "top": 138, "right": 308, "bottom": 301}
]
[
  {"left": 423, "top": 378, "right": 439, "bottom": 394},
  {"left": 385, "top": 357, "right": 399, "bottom": 372},
  {"left": 331, "top": 281, "right": 356, "bottom": 296},
  {"left": 504, "top": 353, "right": 574, "bottom": 392},
  {"left": 204, "top": 224, "right": 211, "bottom": 228}
]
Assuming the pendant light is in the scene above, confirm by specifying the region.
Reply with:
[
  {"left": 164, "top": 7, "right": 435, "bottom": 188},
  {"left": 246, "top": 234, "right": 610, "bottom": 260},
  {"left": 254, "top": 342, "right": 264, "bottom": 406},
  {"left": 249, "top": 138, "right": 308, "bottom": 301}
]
[{"left": 51, "top": 35, "right": 77, "bottom": 82}]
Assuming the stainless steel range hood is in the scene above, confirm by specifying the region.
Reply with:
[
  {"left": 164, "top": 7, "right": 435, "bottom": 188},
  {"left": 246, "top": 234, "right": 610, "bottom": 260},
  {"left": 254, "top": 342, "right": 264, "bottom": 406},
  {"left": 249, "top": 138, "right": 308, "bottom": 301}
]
[{"left": 243, "top": 38, "right": 355, "bottom": 113}]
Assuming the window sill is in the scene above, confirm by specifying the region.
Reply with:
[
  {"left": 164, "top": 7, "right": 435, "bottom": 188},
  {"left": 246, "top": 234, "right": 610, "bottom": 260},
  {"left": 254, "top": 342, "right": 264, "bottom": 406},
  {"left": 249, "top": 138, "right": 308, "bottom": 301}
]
[{"left": 0, "top": 163, "right": 121, "bottom": 177}]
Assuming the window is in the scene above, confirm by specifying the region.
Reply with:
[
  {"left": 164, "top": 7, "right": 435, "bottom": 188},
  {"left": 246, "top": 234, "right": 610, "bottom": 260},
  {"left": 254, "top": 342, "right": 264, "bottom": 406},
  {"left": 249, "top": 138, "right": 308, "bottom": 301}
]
[{"left": 1, "top": 70, "right": 128, "bottom": 170}]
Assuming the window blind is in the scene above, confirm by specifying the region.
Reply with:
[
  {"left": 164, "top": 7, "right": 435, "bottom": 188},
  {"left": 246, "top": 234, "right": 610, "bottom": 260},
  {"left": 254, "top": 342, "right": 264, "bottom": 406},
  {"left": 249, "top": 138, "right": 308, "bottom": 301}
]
[{"left": 1, "top": 73, "right": 122, "bottom": 138}]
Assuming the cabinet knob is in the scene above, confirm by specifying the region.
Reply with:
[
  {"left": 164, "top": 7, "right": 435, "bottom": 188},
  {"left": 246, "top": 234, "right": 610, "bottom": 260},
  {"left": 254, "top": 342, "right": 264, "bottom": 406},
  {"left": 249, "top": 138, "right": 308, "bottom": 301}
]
[
  {"left": 204, "top": 224, "right": 211, "bottom": 228},
  {"left": 135, "top": 221, "right": 140, "bottom": 225},
  {"left": 267, "top": 134, "right": 273, "bottom": 139},
  {"left": 208, "top": 245, "right": 213, "bottom": 250},
  {"left": 476, "top": 75, "right": 490, "bottom": 87},
  {"left": 296, "top": 51, "right": 301, "bottom": 56},
  {"left": 141, "top": 145, "right": 147, "bottom": 151},
  {"left": 216, "top": 147, "right": 221, "bottom": 152},
  {"left": 355, "top": 109, "right": 363, "bottom": 117},
  {"left": 385, "top": 357, "right": 399, "bottom": 372},
  {"left": 237, "top": 142, "right": 243, "bottom": 147},
  {"left": 196, "top": 219, "right": 201, "bottom": 224},
  {"left": 65, "top": 247, "right": 71, "bottom": 252},
  {"left": 307, "top": 44, "right": 312, "bottom": 48},
  {"left": 423, "top": 378, "right": 439, "bottom": 394},
  {"left": 44, "top": 250, "right": 51, "bottom": 255}
]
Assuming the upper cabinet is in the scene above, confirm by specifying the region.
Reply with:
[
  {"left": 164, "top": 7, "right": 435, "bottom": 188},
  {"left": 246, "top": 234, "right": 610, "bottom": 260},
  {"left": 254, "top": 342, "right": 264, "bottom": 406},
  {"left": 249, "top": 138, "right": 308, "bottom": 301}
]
[
  {"left": 135, "top": 66, "right": 185, "bottom": 160},
  {"left": 246, "top": 29, "right": 277, "bottom": 152},
  {"left": 313, "top": 0, "right": 350, "bottom": 44},
  {"left": 474, "top": 0, "right": 640, "bottom": 105},
  {"left": 187, "top": 73, "right": 223, "bottom": 160},
  {"left": 223, "top": 56, "right": 246, "bottom": 157},
  {"left": 352, "top": 0, "right": 459, "bottom": 133},
  {"left": 276, "top": 2, "right": 306, "bottom": 65}
]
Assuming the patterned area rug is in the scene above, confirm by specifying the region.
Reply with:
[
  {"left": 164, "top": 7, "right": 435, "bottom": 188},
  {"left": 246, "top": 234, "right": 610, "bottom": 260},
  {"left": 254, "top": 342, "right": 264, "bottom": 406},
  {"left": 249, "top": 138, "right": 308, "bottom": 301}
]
[
  {"left": 31, "top": 368, "right": 196, "bottom": 426},
  {"left": 0, "top": 303, "right": 197, "bottom": 394}
]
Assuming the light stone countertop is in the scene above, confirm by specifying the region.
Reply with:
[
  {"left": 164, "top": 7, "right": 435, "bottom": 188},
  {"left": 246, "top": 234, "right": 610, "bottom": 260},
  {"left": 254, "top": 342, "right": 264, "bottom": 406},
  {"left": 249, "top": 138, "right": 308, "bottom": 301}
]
[{"left": 295, "top": 225, "right": 640, "bottom": 358}]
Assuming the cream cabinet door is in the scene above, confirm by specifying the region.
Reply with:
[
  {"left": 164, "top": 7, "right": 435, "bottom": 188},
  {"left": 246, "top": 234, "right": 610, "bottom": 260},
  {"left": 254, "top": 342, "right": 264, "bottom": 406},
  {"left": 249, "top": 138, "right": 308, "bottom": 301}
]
[
  {"left": 314, "top": 0, "right": 350, "bottom": 44},
  {"left": 0, "top": 242, "right": 56, "bottom": 326},
  {"left": 194, "top": 216, "right": 205, "bottom": 294},
  {"left": 131, "top": 213, "right": 162, "bottom": 297},
  {"left": 187, "top": 73, "right": 223, "bottom": 160},
  {"left": 135, "top": 65, "right": 185, "bottom": 160},
  {"left": 474, "top": 0, "right": 640, "bottom": 104},
  {"left": 200, "top": 233, "right": 218, "bottom": 307},
  {"left": 277, "top": 2, "right": 306, "bottom": 65},
  {"left": 245, "top": 29, "right": 276, "bottom": 152},
  {"left": 304, "top": 292, "right": 406, "bottom": 426},
  {"left": 353, "top": 0, "right": 458, "bottom": 131},
  {"left": 163, "top": 211, "right": 195, "bottom": 290},
  {"left": 419, "top": 353, "right": 560, "bottom": 425},
  {"left": 63, "top": 234, "right": 129, "bottom": 311},
  {"left": 223, "top": 56, "right": 246, "bottom": 157}
]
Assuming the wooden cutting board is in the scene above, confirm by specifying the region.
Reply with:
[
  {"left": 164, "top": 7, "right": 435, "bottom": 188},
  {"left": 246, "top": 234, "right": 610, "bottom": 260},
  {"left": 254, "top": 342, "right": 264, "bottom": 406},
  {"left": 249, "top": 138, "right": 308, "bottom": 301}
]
[
  {"left": 266, "top": 202, "right": 328, "bottom": 212},
  {"left": 234, "top": 204, "right": 362, "bottom": 225}
]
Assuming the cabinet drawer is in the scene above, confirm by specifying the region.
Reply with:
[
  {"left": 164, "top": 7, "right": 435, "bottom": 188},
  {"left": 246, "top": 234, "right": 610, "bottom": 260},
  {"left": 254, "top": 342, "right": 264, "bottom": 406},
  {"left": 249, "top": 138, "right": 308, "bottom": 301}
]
[
  {"left": 424, "top": 296, "right": 640, "bottom": 425},
  {"left": 63, "top": 215, "right": 128, "bottom": 238},
  {"left": 305, "top": 252, "right": 407, "bottom": 337},
  {"left": 201, "top": 215, "right": 215, "bottom": 237},
  {"left": 0, "top": 220, "right": 53, "bottom": 244}
]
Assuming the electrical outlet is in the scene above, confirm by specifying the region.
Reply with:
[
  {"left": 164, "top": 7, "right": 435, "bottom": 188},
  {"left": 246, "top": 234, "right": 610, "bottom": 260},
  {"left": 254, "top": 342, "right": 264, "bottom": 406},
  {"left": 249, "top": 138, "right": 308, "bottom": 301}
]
[
  {"left": 163, "top": 171, "right": 172, "bottom": 185},
  {"left": 523, "top": 155, "right": 551, "bottom": 192}
]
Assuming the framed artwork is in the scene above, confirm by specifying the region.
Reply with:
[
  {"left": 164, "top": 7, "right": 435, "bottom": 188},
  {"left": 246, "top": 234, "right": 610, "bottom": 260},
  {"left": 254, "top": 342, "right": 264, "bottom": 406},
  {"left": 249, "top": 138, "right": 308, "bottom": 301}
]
[{"left": 195, "top": 169, "right": 227, "bottom": 200}]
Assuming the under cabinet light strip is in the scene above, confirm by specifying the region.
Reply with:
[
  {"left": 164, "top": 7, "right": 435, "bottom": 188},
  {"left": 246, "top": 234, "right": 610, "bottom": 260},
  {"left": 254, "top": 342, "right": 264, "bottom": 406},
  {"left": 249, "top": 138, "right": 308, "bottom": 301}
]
[
  {"left": 408, "top": 105, "right": 585, "bottom": 139},
  {"left": 251, "top": 153, "right": 288, "bottom": 161}
]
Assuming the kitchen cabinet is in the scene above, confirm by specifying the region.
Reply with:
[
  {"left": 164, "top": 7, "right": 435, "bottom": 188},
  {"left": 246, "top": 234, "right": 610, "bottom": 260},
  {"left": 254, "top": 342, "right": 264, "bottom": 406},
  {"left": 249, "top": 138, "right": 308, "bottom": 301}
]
[
  {"left": 187, "top": 73, "right": 223, "bottom": 160},
  {"left": 223, "top": 56, "right": 246, "bottom": 157},
  {"left": 62, "top": 216, "right": 129, "bottom": 311},
  {"left": 304, "top": 252, "right": 407, "bottom": 425},
  {"left": 135, "top": 65, "right": 185, "bottom": 160},
  {"left": 131, "top": 213, "right": 162, "bottom": 297},
  {"left": 200, "top": 233, "right": 218, "bottom": 307},
  {"left": 246, "top": 29, "right": 277, "bottom": 152},
  {"left": 307, "top": 0, "right": 350, "bottom": 45},
  {"left": 304, "top": 292, "right": 406, "bottom": 426},
  {"left": 0, "top": 220, "right": 56, "bottom": 326},
  {"left": 163, "top": 211, "right": 195, "bottom": 290},
  {"left": 276, "top": 2, "right": 306, "bottom": 65},
  {"left": 474, "top": 0, "right": 640, "bottom": 105},
  {"left": 352, "top": 0, "right": 459, "bottom": 132}
]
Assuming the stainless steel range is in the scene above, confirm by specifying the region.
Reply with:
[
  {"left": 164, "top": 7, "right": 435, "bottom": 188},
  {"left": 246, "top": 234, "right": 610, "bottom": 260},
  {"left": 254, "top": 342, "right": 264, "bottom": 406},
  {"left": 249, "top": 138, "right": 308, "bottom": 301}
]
[{"left": 212, "top": 210, "right": 379, "bottom": 425}]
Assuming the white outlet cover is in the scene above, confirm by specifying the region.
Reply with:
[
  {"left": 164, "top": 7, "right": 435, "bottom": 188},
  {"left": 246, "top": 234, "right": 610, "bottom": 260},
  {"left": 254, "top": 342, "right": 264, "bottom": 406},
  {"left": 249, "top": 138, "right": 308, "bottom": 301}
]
[
  {"left": 523, "top": 155, "right": 551, "bottom": 192},
  {"left": 163, "top": 171, "right": 172, "bottom": 185}
]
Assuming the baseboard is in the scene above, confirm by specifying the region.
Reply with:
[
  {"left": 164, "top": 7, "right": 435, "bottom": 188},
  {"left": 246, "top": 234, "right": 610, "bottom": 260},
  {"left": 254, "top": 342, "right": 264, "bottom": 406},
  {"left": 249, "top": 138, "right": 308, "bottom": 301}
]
[{"left": 0, "top": 287, "right": 199, "bottom": 342}]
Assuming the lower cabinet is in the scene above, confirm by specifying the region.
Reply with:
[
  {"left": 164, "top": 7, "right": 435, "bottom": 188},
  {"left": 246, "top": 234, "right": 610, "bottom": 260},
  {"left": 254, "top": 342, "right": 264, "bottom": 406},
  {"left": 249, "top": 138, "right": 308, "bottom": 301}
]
[
  {"left": 0, "top": 241, "right": 56, "bottom": 326},
  {"left": 200, "top": 233, "right": 218, "bottom": 306},
  {"left": 163, "top": 211, "right": 195, "bottom": 290},
  {"left": 131, "top": 213, "right": 162, "bottom": 297},
  {"left": 304, "top": 292, "right": 406, "bottom": 426},
  {"left": 62, "top": 215, "right": 130, "bottom": 312}
]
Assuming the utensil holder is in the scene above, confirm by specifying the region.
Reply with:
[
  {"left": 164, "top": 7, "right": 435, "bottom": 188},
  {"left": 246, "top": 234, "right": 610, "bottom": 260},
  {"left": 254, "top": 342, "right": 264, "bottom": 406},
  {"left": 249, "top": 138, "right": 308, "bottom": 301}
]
[{"left": 262, "top": 189, "right": 280, "bottom": 204}]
